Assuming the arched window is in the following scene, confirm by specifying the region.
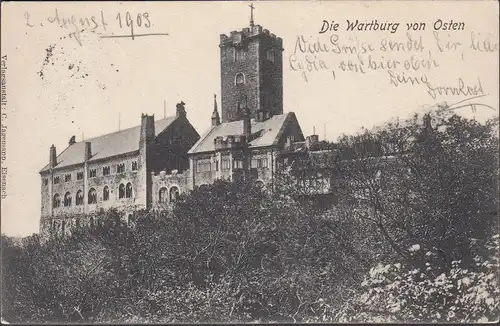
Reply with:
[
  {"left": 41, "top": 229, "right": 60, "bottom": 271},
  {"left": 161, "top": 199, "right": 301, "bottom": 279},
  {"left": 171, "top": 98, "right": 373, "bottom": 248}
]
[
  {"left": 103, "top": 186, "right": 109, "bottom": 201},
  {"left": 119, "top": 183, "right": 125, "bottom": 199},
  {"left": 53, "top": 194, "right": 61, "bottom": 208},
  {"left": 255, "top": 180, "right": 264, "bottom": 188},
  {"left": 88, "top": 188, "right": 97, "bottom": 204},
  {"left": 159, "top": 187, "right": 168, "bottom": 203},
  {"left": 64, "top": 192, "right": 72, "bottom": 207},
  {"left": 126, "top": 183, "right": 133, "bottom": 198},
  {"left": 76, "top": 190, "right": 83, "bottom": 206},
  {"left": 169, "top": 186, "right": 180, "bottom": 202},
  {"left": 235, "top": 73, "right": 245, "bottom": 85}
]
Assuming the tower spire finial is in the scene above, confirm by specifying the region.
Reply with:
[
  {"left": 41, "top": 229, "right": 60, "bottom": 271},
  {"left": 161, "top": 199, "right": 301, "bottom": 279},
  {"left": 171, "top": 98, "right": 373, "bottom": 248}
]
[
  {"left": 211, "top": 94, "right": 220, "bottom": 126},
  {"left": 249, "top": 3, "right": 255, "bottom": 26}
]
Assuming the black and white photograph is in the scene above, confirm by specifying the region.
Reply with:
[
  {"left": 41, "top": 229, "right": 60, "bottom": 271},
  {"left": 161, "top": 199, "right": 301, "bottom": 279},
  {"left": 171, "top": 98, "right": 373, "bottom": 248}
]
[{"left": 0, "top": 0, "right": 499, "bottom": 323}]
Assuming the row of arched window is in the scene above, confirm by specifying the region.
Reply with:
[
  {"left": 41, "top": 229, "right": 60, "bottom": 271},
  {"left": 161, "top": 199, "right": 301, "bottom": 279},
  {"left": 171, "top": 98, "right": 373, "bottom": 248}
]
[
  {"left": 49, "top": 214, "right": 137, "bottom": 235},
  {"left": 53, "top": 183, "right": 134, "bottom": 208},
  {"left": 158, "top": 186, "right": 180, "bottom": 203}
]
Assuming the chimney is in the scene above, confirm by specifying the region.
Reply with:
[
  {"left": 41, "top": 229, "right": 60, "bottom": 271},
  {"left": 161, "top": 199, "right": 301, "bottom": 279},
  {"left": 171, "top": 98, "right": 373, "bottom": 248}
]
[
  {"left": 211, "top": 94, "right": 221, "bottom": 127},
  {"left": 176, "top": 101, "right": 187, "bottom": 117},
  {"left": 84, "top": 142, "right": 92, "bottom": 161},
  {"left": 140, "top": 113, "right": 155, "bottom": 144},
  {"left": 49, "top": 144, "right": 57, "bottom": 168},
  {"left": 68, "top": 135, "right": 76, "bottom": 146}
]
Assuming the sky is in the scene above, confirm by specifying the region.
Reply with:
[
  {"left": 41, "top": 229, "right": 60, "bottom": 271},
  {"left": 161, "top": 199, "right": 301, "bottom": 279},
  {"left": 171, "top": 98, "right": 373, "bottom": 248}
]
[{"left": 1, "top": 1, "right": 498, "bottom": 237}]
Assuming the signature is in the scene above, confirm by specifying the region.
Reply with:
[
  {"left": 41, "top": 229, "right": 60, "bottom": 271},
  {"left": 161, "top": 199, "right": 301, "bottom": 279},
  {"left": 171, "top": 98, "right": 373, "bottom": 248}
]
[{"left": 433, "top": 94, "right": 496, "bottom": 113}]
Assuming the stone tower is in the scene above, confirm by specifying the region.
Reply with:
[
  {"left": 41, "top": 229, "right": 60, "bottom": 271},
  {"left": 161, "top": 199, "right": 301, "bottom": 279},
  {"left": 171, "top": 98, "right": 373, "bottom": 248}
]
[{"left": 219, "top": 11, "right": 284, "bottom": 123}]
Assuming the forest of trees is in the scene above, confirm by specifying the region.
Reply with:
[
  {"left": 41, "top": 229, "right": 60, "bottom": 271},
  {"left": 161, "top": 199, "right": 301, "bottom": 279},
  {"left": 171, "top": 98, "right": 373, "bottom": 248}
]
[{"left": 1, "top": 110, "right": 499, "bottom": 323}]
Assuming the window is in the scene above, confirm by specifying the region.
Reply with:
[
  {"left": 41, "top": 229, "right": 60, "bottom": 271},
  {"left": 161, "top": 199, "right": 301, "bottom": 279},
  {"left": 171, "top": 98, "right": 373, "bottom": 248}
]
[
  {"left": 221, "top": 159, "right": 230, "bottom": 170},
  {"left": 235, "top": 73, "right": 245, "bottom": 85},
  {"left": 128, "top": 214, "right": 134, "bottom": 225},
  {"left": 53, "top": 194, "right": 61, "bottom": 208},
  {"left": 103, "top": 166, "right": 110, "bottom": 176},
  {"left": 64, "top": 192, "right": 72, "bottom": 207},
  {"left": 213, "top": 160, "right": 219, "bottom": 172},
  {"left": 43, "top": 178, "right": 48, "bottom": 186},
  {"left": 90, "top": 216, "right": 94, "bottom": 228},
  {"left": 233, "top": 159, "right": 243, "bottom": 169},
  {"left": 126, "top": 183, "right": 133, "bottom": 198},
  {"left": 132, "top": 161, "right": 138, "bottom": 171},
  {"left": 53, "top": 176, "right": 60, "bottom": 184},
  {"left": 88, "top": 188, "right": 97, "bottom": 204},
  {"left": 64, "top": 174, "right": 72, "bottom": 182},
  {"left": 61, "top": 220, "right": 66, "bottom": 234},
  {"left": 76, "top": 218, "right": 81, "bottom": 228},
  {"left": 255, "top": 180, "right": 264, "bottom": 188},
  {"left": 251, "top": 157, "right": 268, "bottom": 168},
  {"left": 117, "top": 163, "right": 125, "bottom": 174},
  {"left": 266, "top": 49, "right": 275, "bottom": 62},
  {"left": 75, "top": 190, "right": 83, "bottom": 205},
  {"left": 103, "top": 186, "right": 109, "bottom": 201},
  {"left": 196, "top": 160, "right": 211, "bottom": 173},
  {"left": 119, "top": 184, "right": 125, "bottom": 199},
  {"left": 89, "top": 169, "right": 97, "bottom": 178},
  {"left": 234, "top": 48, "right": 246, "bottom": 62},
  {"left": 159, "top": 187, "right": 168, "bottom": 203},
  {"left": 169, "top": 186, "right": 180, "bottom": 202},
  {"left": 77, "top": 172, "right": 84, "bottom": 180}
]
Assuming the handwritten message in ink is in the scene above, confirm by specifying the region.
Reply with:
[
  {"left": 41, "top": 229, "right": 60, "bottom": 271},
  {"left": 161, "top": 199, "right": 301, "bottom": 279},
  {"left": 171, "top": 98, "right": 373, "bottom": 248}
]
[
  {"left": 289, "top": 19, "right": 498, "bottom": 100},
  {"left": 24, "top": 8, "right": 168, "bottom": 46}
]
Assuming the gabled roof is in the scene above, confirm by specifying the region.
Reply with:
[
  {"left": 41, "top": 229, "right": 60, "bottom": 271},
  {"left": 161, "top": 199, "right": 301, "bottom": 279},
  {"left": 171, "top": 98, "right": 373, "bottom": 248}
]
[
  {"left": 188, "top": 112, "right": 299, "bottom": 154},
  {"left": 40, "top": 116, "right": 177, "bottom": 173}
]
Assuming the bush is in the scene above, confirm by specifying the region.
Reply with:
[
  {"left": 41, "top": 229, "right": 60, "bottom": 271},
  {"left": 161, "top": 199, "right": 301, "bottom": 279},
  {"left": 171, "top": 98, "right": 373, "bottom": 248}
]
[{"left": 340, "top": 234, "right": 500, "bottom": 323}]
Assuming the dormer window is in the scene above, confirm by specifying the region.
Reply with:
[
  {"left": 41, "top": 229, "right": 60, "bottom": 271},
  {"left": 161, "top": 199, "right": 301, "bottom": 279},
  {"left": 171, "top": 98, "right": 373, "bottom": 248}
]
[{"left": 117, "top": 163, "right": 125, "bottom": 174}]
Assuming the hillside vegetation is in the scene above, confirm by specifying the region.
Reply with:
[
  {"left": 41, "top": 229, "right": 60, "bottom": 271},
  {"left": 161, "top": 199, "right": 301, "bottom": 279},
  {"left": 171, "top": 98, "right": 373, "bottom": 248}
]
[{"left": 2, "top": 111, "right": 498, "bottom": 323}]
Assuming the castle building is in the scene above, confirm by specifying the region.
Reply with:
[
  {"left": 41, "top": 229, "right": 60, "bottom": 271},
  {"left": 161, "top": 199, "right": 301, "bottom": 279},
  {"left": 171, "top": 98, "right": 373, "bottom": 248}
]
[
  {"left": 40, "top": 8, "right": 325, "bottom": 234},
  {"left": 39, "top": 103, "right": 199, "bottom": 234}
]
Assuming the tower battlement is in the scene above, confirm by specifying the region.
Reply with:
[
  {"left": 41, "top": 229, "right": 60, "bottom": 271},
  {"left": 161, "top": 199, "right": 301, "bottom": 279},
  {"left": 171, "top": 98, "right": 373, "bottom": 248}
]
[{"left": 219, "top": 25, "right": 283, "bottom": 49}]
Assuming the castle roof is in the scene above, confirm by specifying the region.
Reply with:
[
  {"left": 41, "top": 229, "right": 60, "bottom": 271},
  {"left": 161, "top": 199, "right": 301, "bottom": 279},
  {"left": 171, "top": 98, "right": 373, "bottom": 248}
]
[
  {"left": 40, "top": 116, "right": 177, "bottom": 173},
  {"left": 188, "top": 112, "right": 301, "bottom": 154}
]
